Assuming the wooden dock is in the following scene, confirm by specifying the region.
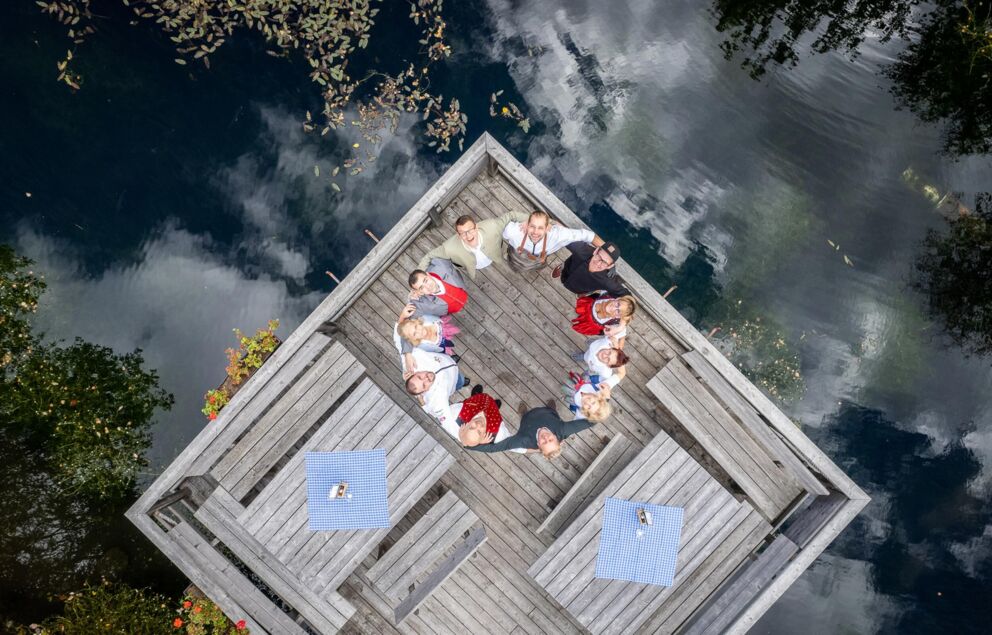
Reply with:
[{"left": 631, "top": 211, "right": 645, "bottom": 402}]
[{"left": 127, "top": 133, "right": 868, "bottom": 634}]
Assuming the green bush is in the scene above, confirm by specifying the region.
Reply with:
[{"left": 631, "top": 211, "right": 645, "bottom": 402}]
[{"left": 38, "top": 581, "right": 173, "bottom": 634}]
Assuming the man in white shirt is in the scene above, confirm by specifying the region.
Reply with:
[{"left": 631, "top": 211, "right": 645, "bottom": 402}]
[
  {"left": 582, "top": 335, "right": 629, "bottom": 388},
  {"left": 502, "top": 210, "right": 604, "bottom": 272},
  {"left": 416, "top": 211, "right": 529, "bottom": 279},
  {"left": 404, "top": 349, "right": 468, "bottom": 428}
]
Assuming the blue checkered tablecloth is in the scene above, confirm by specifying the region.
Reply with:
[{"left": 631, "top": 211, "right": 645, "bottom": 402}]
[
  {"left": 305, "top": 449, "right": 390, "bottom": 531},
  {"left": 594, "top": 497, "right": 684, "bottom": 586}
]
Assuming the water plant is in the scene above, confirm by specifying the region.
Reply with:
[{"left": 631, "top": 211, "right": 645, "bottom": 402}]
[
  {"left": 35, "top": 0, "right": 467, "bottom": 177},
  {"left": 708, "top": 299, "right": 806, "bottom": 404}
]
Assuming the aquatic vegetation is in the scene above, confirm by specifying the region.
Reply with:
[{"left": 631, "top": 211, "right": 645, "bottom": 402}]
[
  {"left": 708, "top": 299, "right": 806, "bottom": 404},
  {"left": 489, "top": 90, "right": 531, "bottom": 133},
  {"left": 856, "top": 293, "right": 932, "bottom": 399},
  {"left": 35, "top": 0, "right": 467, "bottom": 174},
  {"left": 720, "top": 179, "right": 815, "bottom": 295}
]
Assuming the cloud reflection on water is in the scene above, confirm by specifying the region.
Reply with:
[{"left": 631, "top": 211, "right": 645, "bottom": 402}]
[{"left": 477, "top": 0, "right": 992, "bottom": 629}]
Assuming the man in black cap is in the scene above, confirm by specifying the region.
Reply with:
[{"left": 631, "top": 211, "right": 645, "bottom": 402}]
[{"left": 552, "top": 241, "right": 629, "bottom": 296}]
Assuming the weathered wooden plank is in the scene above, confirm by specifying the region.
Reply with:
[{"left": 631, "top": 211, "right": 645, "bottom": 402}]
[
  {"left": 528, "top": 436, "right": 677, "bottom": 583},
  {"left": 194, "top": 489, "right": 355, "bottom": 633},
  {"left": 664, "top": 357, "right": 797, "bottom": 498},
  {"left": 393, "top": 525, "right": 487, "bottom": 624},
  {"left": 782, "top": 490, "right": 847, "bottom": 548},
  {"left": 342, "top": 576, "right": 432, "bottom": 635},
  {"left": 568, "top": 469, "right": 720, "bottom": 624},
  {"left": 642, "top": 508, "right": 769, "bottom": 633},
  {"left": 647, "top": 370, "right": 784, "bottom": 520},
  {"left": 212, "top": 340, "right": 349, "bottom": 483},
  {"left": 200, "top": 332, "right": 332, "bottom": 479},
  {"left": 537, "top": 433, "right": 634, "bottom": 538},
  {"left": 240, "top": 377, "right": 379, "bottom": 526},
  {"left": 545, "top": 453, "right": 698, "bottom": 604},
  {"left": 313, "top": 446, "right": 455, "bottom": 593},
  {"left": 593, "top": 493, "right": 748, "bottom": 634},
  {"left": 366, "top": 490, "right": 464, "bottom": 595},
  {"left": 247, "top": 385, "right": 389, "bottom": 541},
  {"left": 171, "top": 522, "right": 304, "bottom": 634},
  {"left": 457, "top": 557, "right": 547, "bottom": 635},
  {"left": 682, "top": 350, "right": 829, "bottom": 497},
  {"left": 257, "top": 398, "right": 401, "bottom": 555},
  {"left": 285, "top": 415, "right": 430, "bottom": 570},
  {"left": 438, "top": 563, "right": 519, "bottom": 633},
  {"left": 597, "top": 504, "right": 750, "bottom": 634},
  {"left": 227, "top": 350, "right": 367, "bottom": 500},
  {"left": 382, "top": 507, "right": 480, "bottom": 599},
  {"left": 682, "top": 534, "right": 800, "bottom": 635},
  {"left": 665, "top": 355, "right": 801, "bottom": 503}
]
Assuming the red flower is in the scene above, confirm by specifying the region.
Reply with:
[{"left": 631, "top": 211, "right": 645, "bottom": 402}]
[
  {"left": 173, "top": 617, "right": 183, "bottom": 628},
  {"left": 208, "top": 412, "right": 218, "bottom": 421},
  {"left": 182, "top": 600, "right": 192, "bottom": 609},
  {"left": 236, "top": 619, "right": 247, "bottom": 630},
  {"left": 193, "top": 605, "right": 202, "bottom": 614},
  {"left": 208, "top": 395, "right": 216, "bottom": 404}
]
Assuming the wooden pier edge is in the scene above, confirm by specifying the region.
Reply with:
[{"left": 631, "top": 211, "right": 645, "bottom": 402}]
[
  {"left": 125, "top": 131, "right": 869, "bottom": 635},
  {"left": 483, "top": 134, "right": 868, "bottom": 503}
]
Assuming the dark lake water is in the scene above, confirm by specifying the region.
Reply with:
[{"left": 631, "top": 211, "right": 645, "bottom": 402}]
[{"left": 2, "top": 0, "right": 991, "bottom": 632}]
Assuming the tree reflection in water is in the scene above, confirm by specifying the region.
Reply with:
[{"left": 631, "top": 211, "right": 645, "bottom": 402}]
[{"left": 712, "top": 0, "right": 992, "bottom": 156}]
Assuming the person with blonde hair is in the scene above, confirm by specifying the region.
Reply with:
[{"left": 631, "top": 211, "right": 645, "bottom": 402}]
[
  {"left": 570, "top": 292, "right": 636, "bottom": 338},
  {"left": 563, "top": 372, "right": 613, "bottom": 422},
  {"left": 393, "top": 303, "right": 460, "bottom": 375},
  {"left": 501, "top": 209, "right": 604, "bottom": 272}
]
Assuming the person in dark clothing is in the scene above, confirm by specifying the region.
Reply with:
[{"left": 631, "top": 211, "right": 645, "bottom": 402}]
[
  {"left": 467, "top": 404, "right": 595, "bottom": 459},
  {"left": 552, "top": 241, "right": 629, "bottom": 296}
]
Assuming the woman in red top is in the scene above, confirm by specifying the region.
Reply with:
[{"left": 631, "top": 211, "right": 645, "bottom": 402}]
[
  {"left": 455, "top": 387, "right": 503, "bottom": 447},
  {"left": 571, "top": 293, "right": 636, "bottom": 336}
]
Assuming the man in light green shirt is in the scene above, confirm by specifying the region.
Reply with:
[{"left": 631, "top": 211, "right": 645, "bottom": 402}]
[{"left": 417, "top": 211, "right": 529, "bottom": 280}]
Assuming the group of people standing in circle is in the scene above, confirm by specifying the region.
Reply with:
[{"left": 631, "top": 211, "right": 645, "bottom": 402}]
[{"left": 393, "top": 209, "right": 637, "bottom": 461}]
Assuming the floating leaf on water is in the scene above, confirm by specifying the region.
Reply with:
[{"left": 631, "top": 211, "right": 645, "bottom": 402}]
[
  {"left": 174, "top": 58, "right": 186, "bottom": 65},
  {"left": 352, "top": 142, "right": 360, "bottom": 148},
  {"left": 313, "top": 165, "right": 320, "bottom": 176},
  {"left": 331, "top": 182, "right": 341, "bottom": 192},
  {"left": 306, "top": 110, "right": 312, "bottom": 122},
  {"left": 495, "top": 89, "right": 504, "bottom": 96},
  {"left": 843, "top": 255, "right": 854, "bottom": 267},
  {"left": 827, "top": 239, "right": 836, "bottom": 248},
  {"left": 332, "top": 166, "right": 340, "bottom": 176}
]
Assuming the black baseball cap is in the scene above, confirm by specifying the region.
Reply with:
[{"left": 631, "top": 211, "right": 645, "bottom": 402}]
[{"left": 599, "top": 241, "right": 621, "bottom": 263}]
